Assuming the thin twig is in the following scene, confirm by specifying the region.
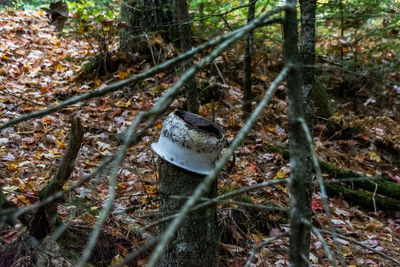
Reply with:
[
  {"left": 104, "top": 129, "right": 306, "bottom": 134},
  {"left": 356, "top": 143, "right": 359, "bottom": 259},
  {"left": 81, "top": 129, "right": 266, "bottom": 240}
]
[
  {"left": 213, "top": 61, "right": 226, "bottom": 84},
  {"left": 169, "top": 195, "right": 287, "bottom": 212},
  {"left": 0, "top": 155, "right": 114, "bottom": 225},
  {"left": 244, "top": 232, "right": 289, "bottom": 267},
  {"left": 116, "top": 236, "right": 159, "bottom": 267},
  {"left": 132, "top": 166, "right": 150, "bottom": 198},
  {"left": 311, "top": 226, "right": 337, "bottom": 267},
  {"left": 147, "top": 66, "right": 290, "bottom": 267},
  {"left": 298, "top": 118, "right": 346, "bottom": 266},
  {"left": 0, "top": 88, "right": 46, "bottom": 107},
  {"left": 320, "top": 176, "right": 385, "bottom": 184},
  {"left": 139, "top": 178, "right": 289, "bottom": 233},
  {"left": 77, "top": 11, "right": 286, "bottom": 266},
  {"left": 371, "top": 181, "right": 378, "bottom": 215},
  {"left": 0, "top": 8, "right": 285, "bottom": 131},
  {"left": 319, "top": 229, "right": 400, "bottom": 266},
  {"left": 0, "top": 188, "right": 39, "bottom": 199}
]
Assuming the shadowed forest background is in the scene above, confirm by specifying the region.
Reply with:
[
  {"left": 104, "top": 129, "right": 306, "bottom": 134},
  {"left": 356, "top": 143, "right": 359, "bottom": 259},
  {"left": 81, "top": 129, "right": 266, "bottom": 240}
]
[{"left": 0, "top": 0, "right": 400, "bottom": 266}]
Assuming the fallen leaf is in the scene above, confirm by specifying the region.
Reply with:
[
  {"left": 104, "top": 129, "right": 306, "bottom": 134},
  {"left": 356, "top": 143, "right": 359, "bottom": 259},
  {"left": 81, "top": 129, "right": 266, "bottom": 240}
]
[
  {"left": 274, "top": 168, "right": 289, "bottom": 179},
  {"left": 312, "top": 199, "right": 324, "bottom": 211},
  {"left": 368, "top": 151, "right": 381, "bottom": 163},
  {"left": 111, "top": 254, "right": 127, "bottom": 267},
  {"left": 341, "top": 245, "right": 352, "bottom": 256},
  {"left": 2, "top": 152, "right": 15, "bottom": 161},
  {"left": 118, "top": 71, "right": 128, "bottom": 80},
  {"left": 355, "top": 153, "right": 365, "bottom": 163}
]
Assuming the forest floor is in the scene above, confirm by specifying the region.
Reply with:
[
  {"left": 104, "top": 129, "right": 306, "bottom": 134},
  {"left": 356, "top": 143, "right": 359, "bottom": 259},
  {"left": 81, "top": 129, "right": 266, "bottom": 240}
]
[{"left": 0, "top": 10, "right": 400, "bottom": 266}]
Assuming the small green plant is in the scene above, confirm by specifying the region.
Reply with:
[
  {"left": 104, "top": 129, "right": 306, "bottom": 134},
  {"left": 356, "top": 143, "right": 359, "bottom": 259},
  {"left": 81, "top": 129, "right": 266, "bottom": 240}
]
[
  {"left": 64, "top": 196, "right": 99, "bottom": 216},
  {"left": 219, "top": 185, "right": 254, "bottom": 203},
  {"left": 66, "top": 0, "right": 121, "bottom": 77},
  {"left": 12, "top": 0, "right": 47, "bottom": 10}
]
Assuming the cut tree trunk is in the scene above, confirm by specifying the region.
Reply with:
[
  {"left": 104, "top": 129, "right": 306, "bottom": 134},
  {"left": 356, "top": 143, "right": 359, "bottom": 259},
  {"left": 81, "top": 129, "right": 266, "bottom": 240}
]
[{"left": 158, "top": 159, "right": 218, "bottom": 267}]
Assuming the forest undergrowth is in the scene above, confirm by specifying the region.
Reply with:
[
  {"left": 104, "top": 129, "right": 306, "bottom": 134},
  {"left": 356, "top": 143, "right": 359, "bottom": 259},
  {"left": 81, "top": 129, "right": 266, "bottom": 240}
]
[{"left": 0, "top": 10, "right": 399, "bottom": 266}]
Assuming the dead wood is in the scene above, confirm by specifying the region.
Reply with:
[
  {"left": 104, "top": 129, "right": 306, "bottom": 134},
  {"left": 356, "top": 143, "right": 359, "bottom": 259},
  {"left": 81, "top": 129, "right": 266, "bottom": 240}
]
[{"left": 30, "top": 116, "right": 83, "bottom": 240}]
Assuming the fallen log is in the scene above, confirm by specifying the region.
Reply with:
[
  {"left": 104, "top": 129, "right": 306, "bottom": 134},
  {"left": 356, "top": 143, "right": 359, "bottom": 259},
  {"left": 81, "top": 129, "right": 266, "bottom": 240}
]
[
  {"left": 319, "top": 161, "right": 400, "bottom": 200},
  {"left": 325, "top": 183, "right": 400, "bottom": 211},
  {"left": 263, "top": 144, "right": 400, "bottom": 210}
]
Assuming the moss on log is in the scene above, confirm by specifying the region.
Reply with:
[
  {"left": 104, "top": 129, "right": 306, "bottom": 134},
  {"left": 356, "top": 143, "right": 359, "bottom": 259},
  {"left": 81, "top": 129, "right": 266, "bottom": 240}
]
[
  {"left": 320, "top": 161, "right": 400, "bottom": 200},
  {"left": 326, "top": 184, "right": 400, "bottom": 211},
  {"left": 262, "top": 144, "right": 400, "bottom": 204},
  {"left": 263, "top": 144, "right": 290, "bottom": 160}
]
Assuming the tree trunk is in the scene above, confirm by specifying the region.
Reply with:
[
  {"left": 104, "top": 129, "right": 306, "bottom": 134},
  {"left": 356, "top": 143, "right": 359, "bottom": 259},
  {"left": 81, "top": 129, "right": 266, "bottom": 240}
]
[
  {"left": 339, "top": 0, "right": 344, "bottom": 65},
  {"left": 158, "top": 159, "right": 218, "bottom": 267},
  {"left": 176, "top": 0, "right": 199, "bottom": 114},
  {"left": 314, "top": 78, "right": 334, "bottom": 118},
  {"left": 242, "top": 0, "right": 256, "bottom": 116},
  {"left": 300, "top": 0, "right": 316, "bottom": 129},
  {"left": 120, "top": 0, "right": 178, "bottom": 55},
  {"left": 199, "top": 2, "right": 205, "bottom": 33},
  {"left": 120, "top": 0, "right": 142, "bottom": 54},
  {"left": 284, "top": 0, "right": 312, "bottom": 266},
  {"left": 0, "top": 0, "right": 13, "bottom": 7}
]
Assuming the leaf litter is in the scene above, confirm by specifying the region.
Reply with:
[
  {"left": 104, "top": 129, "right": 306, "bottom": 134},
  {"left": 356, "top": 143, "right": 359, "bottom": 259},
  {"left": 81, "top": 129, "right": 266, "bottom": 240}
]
[{"left": 0, "top": 10, "right": 399, "bottom": 266}]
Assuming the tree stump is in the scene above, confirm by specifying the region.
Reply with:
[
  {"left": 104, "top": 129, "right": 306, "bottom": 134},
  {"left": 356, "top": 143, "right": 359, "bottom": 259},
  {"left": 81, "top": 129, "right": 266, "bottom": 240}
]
[
  {"left": 158, "top": 159, "right": 218, "bottom": 267},
  {"left": 152, "top": 110, "right": 225, "bottom": 267}
]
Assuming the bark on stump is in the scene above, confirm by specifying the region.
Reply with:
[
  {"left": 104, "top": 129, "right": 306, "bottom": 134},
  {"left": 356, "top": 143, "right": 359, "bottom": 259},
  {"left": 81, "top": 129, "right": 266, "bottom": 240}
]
[{"left": 158, "top": 159, "right": 218, "bottom": 267}]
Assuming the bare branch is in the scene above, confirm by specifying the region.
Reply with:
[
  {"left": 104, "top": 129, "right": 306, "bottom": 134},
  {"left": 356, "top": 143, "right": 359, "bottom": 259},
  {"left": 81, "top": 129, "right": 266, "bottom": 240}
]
[
  {"left": 311, "top": 226, "right": 337, "bottom": 267},
  {"left": 298, "top": 118, "right": 346, "bottom": 266},
  {"left": 244, "top": 232, "right": 289, "bottom": 267},
  {"left": 138, "top": 178, "right": 289, "bottom": 233},
  {"left": 0, "top": 6, "right": 285, "bottom": 131},
  {"left": 0, "top": 155, "right": 114, "bottom": 226},
  {"left": 319, "top": 229, "right": 400, "bottom": 265},
  {"left": 76, "top": 6, "right": 288, "bottom": 265},
  {"left": 147, "top": 66, "right": 290, "bottom": 267}
]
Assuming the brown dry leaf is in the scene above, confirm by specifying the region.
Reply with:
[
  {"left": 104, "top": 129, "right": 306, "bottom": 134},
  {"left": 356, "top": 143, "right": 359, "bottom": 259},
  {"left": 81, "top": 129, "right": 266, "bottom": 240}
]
[{"left": 355, "top": 153, "right": 365, "bottom": 163}]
